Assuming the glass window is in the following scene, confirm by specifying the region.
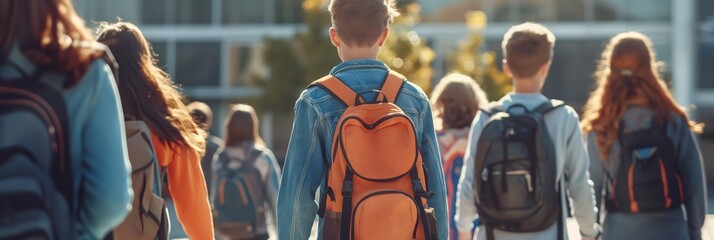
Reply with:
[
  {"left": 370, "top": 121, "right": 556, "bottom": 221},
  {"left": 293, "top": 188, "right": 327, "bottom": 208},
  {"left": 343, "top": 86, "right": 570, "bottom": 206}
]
[
  {"left": 698, "top": 41, "right": 714, "bottom": 89},
  {"left": 175, "top": 0, "right": 212, "bottom": 24},
  {"left": 699, "top": 0, "right": 714, "bottom": 22},
  {"left": 223, "top": 0, "right": 266, "bottom": 24},
  {"left": 141, "top": 0, "right": 168, "bottom": 24},
  {"left": 175, "top": 42, "right": 221, "bottom": 87},
  {"left": 150, "top": 42, "right": 169, "bottom": 71},
  {"left": 275, "top": 0, "right": 303, "bottom": 24},
  {"left": 545, "top": 40, "right": 604, "bottom": 109},
  {"left": 420, "top": 0, "right": 586, "bottom": 23},
  {"left": 594, "top": 0, "right": 670, "bottom": 21},
  {"left": 228, "top": 45, "right": 261, "bottom": 87}
]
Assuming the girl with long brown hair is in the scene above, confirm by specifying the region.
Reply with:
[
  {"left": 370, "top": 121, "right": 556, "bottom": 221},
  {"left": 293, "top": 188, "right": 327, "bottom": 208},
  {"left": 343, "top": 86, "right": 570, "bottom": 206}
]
[
  {"left": 96, "top": 22, "right": 214, "bottom": 239},
  {"left": 581, "top": 32, "right": 705, "bottom": 240},
  {"left": 0, "top": 0, "right": 132, "bottom": 239},
  {"left": 211, "top": 104, "right": 280, "bottom": 240}
]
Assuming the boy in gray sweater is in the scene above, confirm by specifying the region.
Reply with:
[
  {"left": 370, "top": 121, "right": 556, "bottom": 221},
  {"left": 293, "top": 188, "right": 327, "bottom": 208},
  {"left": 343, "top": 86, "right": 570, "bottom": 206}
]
[{"left": 455, "top": 22, "right": 600, "bottom": 240}]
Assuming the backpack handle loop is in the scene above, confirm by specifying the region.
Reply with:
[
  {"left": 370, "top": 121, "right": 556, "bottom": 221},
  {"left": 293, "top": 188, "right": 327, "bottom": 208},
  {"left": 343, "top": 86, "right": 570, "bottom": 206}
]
[
  {"left": 354, "top": 90, "right": 389, "bottom": 106},
  {"left": 506, "top": 104, "right": 529, "bottom": 114}
]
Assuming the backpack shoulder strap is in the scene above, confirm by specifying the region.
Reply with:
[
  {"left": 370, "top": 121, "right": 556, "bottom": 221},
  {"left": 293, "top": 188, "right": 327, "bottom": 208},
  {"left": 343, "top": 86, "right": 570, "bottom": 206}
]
[
  {"left": 245, "top": 147, "right": 264, "bottom": 166},
  {"left": 479, "top": 102, "right": 503, "bottom": 116},
  {"left": 532, "top": 99, "right": 565, "bottom": 115},
  {"left": 378, "top": 70, "right": 406, "bottom": 103},
  {"left": 309, "top": 75, "right": 364, "bottom": 107}
]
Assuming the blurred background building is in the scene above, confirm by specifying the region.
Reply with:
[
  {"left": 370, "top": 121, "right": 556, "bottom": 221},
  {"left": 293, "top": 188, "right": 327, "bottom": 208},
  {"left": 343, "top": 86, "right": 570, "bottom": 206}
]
[{"left": 72, "top": 0, "right": 713, "bottom": 175}]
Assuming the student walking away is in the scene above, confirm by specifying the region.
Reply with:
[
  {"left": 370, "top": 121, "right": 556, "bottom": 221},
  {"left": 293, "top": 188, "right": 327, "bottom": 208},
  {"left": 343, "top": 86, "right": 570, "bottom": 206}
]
[
  {"left": 189, "top": 101, "right": 225, "bottom": 191},
  {"left": 97, "top": 22, "right": 215, "bottom": 240},
  {"left": 430, "top": 73, "right": 488, "bottom": 240},
  {"left": 0, "top": 1, "right": 133, "bottom": 239},
  {"left": 277, "top": 0, "right": 449, "bottom": 239},
  {"left": 581, "top": 32, "right": 706, "bottom": 240},
  {"left": 211, "top": 104, "right": 281, "bottom": 240},
  {"left": 454, "top": 22, "right": 600, "bottom": 240}
]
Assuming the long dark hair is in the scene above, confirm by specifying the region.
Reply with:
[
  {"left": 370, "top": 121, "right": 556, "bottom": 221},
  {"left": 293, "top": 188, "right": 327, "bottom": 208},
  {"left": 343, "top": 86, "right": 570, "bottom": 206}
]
[
  {"left": 96, "top": 22, "right": 205, "bottom": 153},
  {"left": 581, "top": 32, "right": 703, "bottom": 161},
  {"left": 0, "top": 0, "right": 105, "bottom": 87},
  {"left": 224, "top": 104, "right": 264, "bottom": 147}
]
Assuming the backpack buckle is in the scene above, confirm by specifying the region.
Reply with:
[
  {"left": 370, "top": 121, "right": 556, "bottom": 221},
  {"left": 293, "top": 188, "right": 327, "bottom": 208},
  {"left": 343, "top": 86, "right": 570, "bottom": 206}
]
[{"left": 342, "top": 181, "right": 353, "bottom": 197}]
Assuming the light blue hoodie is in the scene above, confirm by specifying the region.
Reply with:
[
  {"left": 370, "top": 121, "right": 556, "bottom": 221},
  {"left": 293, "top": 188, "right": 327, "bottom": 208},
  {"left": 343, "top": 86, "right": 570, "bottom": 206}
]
[{"left": 0, "top": 45, "right": 133, "bottom": 239}]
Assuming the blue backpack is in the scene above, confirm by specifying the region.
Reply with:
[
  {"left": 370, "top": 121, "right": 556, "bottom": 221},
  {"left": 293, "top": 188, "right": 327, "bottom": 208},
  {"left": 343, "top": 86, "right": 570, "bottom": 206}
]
[
  {"left": 212, "top": 148, "right": 268, "bottom": 239},
  {"left": 0, "top": 62, "right": 74, "bottom": 240}
]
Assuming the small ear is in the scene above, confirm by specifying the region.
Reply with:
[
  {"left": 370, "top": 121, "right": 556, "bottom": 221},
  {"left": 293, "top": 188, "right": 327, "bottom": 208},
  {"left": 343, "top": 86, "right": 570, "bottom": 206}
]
[
  {"left": 329, "top": 27, "right": 340, "bottom": 47},
  {"left": 502, "top": 59, "right": 513, "bottom": 78},
  {"left": 378, "top": 27, "right": 389, "bottom": 47}
]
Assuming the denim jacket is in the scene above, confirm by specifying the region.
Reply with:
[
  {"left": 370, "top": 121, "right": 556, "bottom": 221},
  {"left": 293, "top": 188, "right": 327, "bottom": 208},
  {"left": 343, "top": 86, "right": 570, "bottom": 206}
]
[{"left": 277, "top": 59, "right": 449, "bottom": 240}]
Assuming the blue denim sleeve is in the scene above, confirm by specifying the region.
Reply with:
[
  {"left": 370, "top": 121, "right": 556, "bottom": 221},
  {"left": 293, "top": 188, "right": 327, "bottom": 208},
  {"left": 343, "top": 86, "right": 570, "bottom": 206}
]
[
  {"left": 78, "top": 61, "right": 133, "bottom": 239},
  {"left": 264, "top": 149, "right": 282, "bottom": 229},
  {"left": 278, "top": 97, "right": 326, "bottom": 240},
  {"left": 420, "top": 100, "right": 450, "bottom": 240}
]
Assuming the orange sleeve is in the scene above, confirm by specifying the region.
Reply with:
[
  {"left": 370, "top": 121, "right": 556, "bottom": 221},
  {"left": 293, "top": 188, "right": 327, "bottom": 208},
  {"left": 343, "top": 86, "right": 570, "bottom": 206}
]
[{"left": 152, "top": 134, "right": 215, "bottom": 239}]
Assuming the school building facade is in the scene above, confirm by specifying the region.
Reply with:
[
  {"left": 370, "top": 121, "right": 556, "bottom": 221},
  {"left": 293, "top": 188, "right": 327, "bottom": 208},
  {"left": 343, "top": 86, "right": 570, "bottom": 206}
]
[{"left": 73, "top": 0, "right": 714, "bottom": 167}]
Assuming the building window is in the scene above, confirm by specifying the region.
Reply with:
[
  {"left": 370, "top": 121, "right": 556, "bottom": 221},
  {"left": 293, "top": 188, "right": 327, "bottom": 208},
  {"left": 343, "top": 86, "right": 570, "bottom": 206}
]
[
  {"left": 223, "top": 0, "right": 268, "bottom": 24},
  {"left": 175, "top": 42, "right": 221, "bottom": 87},
  {"left": 698, "top": 41, "right": 714, "bottom": 89},
  {"left": 275, "top": 0, "right": 303, "bottom": 24},
  {"left": 141, "top": 0, "right": 168, "bottom": 24},
  {"left": 141, "top": 0, "right": 212, "bottom": 24},
  {"left": 228, "top": 45, "right": 263, "bottom": 87},
  {"left": 594, "top": 0, "right": 671, "bottom": 21},
  {"left": 150, "top": 41, "right": 169, "bottom": 71},
  {"left": 175, "top": 0, "right": 212, "bottom": 24}
]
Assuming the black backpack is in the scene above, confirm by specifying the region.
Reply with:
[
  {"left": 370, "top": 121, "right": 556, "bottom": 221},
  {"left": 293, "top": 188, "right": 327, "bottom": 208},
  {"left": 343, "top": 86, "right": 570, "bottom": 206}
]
[
  {"left": 212, "top": 148, "right": 269, "bottom": 240},
  {"left": 605, "top": 117, "right": 682, "bottom": 213},
  {"left": 473, "top": 100, "right": 564, "bottom": 240},
  {"left": 0, "top": 62, "right": 74, "bottom": 239}
]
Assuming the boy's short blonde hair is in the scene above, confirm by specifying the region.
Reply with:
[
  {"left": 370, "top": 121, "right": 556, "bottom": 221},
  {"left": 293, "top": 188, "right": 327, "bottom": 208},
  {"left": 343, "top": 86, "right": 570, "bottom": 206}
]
[
  {"left": 501, "top": 22, "right": 556, "bottom": 79},
  {"left": 328, "top": 0, "right": 400, "bottom": 47}
]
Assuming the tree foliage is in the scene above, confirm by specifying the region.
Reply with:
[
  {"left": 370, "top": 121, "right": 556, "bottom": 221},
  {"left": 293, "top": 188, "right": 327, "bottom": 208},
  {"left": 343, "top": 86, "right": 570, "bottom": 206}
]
[
  {"left": 377, "top": 3, "right": 435, "bottom": 93},
  {"left": 253, "top": 0, "right": 339, "bottom": 112},
  {"left": 448, "top": 11, "right": 512, "bottom": 101}
]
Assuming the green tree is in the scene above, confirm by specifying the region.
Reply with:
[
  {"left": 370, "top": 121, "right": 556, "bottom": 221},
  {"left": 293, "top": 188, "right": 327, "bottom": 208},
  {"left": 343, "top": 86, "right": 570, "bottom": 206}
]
[
  {"left": 378, "top": 3, "right": 435, "bottom": 93},
  {"left": 449, "top": 11, "right": 511, "bottom": 101},
  {"left": 253, "top": 0, "right": 339, "bottom": 112}
]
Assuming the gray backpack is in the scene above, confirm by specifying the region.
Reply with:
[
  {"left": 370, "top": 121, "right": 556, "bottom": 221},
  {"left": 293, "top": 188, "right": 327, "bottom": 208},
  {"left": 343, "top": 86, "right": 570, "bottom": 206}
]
[
  {"left": 474, "top": 100, "right": 564, "bottom": 240},
  {"left": 0, "top": 62, "right": 74, "bottom": 240},
  {"left": 109, "top": 120, "right": 168, "bottom": 240}
]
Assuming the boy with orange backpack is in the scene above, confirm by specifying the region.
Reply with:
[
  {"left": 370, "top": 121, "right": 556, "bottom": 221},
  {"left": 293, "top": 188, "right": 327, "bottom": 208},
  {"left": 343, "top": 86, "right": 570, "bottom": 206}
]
[{"left": 277, "top": 0, "right": 448, "bottom": 239}]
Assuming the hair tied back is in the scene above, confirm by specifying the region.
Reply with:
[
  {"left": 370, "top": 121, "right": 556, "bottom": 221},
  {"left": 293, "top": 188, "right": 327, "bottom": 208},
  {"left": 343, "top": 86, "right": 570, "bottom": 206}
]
[{"left": 621, "top": 69, "right": 633, "bottom": 76}]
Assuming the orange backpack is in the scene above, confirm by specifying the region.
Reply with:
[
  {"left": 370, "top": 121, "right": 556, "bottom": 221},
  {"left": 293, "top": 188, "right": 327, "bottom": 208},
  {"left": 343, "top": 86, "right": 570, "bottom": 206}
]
[{"left": 312, "top": 71, "right": 439, "bottom": 240}]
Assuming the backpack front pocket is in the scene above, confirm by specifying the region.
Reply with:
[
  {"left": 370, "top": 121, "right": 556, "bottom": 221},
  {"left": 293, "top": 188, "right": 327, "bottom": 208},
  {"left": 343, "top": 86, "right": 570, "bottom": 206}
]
[
  {"left": 352, "top": 190, "right": 419, "bottom": 240},
  {"left": 483, "top": 166, "right": 536, "bottom": 212}
]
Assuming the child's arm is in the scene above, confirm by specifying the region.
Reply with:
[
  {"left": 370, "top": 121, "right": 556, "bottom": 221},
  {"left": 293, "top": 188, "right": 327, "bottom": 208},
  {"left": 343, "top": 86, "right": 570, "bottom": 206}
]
[
  {"left": 277, "top": 97, "right": 326, "bottom": 240},
  {"left": 672, "top": 118, "right": 706, "bottom": 240},
  {"left": 454, "top": 111, "right": 487, "bottom": 238},
  {"left": 420, "top": 99, "right": 449, "bottom": 240},
  {"left": 562, "top": 108, "right": 599, "bottom": 238},
  {"left": 585, "top": 132, "right": 605, "bottom": 215}
]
